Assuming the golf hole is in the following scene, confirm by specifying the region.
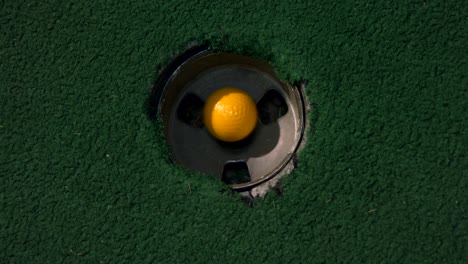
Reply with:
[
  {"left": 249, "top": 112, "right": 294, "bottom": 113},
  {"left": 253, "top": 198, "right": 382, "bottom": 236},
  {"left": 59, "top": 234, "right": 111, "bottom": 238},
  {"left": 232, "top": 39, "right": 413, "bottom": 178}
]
[{"left": 150, "top": 45, "right": 307, "bottom": 194}]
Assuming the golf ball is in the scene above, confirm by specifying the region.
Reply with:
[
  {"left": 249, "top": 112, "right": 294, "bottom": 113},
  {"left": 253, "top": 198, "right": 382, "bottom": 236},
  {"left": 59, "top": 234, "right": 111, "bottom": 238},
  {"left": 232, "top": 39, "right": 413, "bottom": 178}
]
[{"left": 203, "top": 87, "right": 258, "bottom": 142}]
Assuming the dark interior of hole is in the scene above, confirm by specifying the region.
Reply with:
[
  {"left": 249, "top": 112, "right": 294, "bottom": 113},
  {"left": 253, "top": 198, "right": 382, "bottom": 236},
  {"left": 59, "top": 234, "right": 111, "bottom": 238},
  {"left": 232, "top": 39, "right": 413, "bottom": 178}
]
[
  {"left": 177, "top": 93, "right": 204, "bottom": 128},
  {"left": 222, "top": 161, "right": 251, "bottom": 184},
  {"left": 257, "top": 90, "right": 288, "bottom": 125}
]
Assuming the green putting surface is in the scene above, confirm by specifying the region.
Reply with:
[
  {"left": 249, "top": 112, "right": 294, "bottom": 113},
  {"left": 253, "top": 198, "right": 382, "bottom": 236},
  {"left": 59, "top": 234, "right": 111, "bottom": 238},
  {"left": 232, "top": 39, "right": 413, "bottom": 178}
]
[{"left": 1, "top": 0, "right": 466, "bottom": 262}]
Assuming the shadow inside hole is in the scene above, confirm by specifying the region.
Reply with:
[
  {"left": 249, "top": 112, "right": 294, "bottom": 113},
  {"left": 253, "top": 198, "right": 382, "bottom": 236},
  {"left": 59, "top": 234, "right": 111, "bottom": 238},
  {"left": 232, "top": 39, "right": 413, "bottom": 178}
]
[
  {"left": 215, "top": 121, "right": 257, "bottom": 149},
  {"left": 210, "top": 117, "right": 280, "bottom": 159},
  {"left": 177, "top": 93, "right": 204, "bottom": 128},
  {"left": 257, "top": 89, "right": 288, "bottom": 125},
  {"left": 222, "top": 161, "right": 251, "bottom": 184}
]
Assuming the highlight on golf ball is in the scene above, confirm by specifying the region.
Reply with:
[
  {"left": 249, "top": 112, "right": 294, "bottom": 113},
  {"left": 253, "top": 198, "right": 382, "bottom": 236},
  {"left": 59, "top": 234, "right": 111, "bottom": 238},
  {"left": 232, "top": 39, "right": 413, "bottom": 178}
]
[{"left": 203, "top": 87, "right": 258, "bottom": 142}]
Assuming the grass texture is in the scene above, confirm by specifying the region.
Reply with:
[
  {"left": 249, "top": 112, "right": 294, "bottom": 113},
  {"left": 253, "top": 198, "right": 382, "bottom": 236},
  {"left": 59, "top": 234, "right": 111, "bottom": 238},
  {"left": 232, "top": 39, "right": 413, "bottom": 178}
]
[{"left": 1, "top": 0, "right": 466, "bottom": 262}]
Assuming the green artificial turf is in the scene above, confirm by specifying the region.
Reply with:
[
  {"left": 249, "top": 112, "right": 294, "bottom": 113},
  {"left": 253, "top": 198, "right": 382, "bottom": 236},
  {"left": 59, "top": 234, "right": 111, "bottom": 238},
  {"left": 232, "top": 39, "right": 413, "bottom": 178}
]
[{"left": 1, "top": 0, "right": 466, "bottom": 262}]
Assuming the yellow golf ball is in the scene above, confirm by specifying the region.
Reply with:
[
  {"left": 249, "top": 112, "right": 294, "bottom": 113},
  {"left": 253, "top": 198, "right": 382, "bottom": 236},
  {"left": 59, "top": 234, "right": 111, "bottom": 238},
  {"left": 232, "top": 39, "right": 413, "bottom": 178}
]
[{"left": 203, "top": 87, "right": 258, "bottom": 142}]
